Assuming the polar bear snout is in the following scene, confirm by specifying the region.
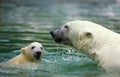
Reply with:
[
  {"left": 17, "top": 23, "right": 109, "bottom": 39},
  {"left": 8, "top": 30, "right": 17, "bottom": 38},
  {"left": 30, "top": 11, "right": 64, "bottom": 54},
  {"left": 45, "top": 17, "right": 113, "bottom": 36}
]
[
  {"left": 36, "top": 51, "right": 41, "bottom": 55},
  {"left": 50, "top": 28, "right": 61, "bottom": 38},
  {"left": 50, "top": 29, "right": 73, "bottom": 46},
  {"left": 50, "top": 29, "right": 64, "bottom": 43},
  {"left": 34, "top": 51, "right": 41, "bottom": 60}
]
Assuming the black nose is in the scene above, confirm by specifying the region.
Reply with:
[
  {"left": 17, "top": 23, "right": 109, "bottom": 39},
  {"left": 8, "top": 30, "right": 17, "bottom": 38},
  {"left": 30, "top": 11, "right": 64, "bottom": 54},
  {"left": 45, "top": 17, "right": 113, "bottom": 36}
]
[
  {"left": 36, "top": 51, "right": 41, "bottom": 55},
  {"left": 50, "top": 31, "right": 54, "bottom": 38}
]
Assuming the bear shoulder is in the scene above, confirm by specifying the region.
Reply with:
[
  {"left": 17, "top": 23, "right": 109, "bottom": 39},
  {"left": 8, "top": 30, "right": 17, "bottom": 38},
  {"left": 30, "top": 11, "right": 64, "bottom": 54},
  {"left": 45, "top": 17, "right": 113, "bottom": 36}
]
[{"left": 7, "top": 54, "right": 27, "bottom": 64}]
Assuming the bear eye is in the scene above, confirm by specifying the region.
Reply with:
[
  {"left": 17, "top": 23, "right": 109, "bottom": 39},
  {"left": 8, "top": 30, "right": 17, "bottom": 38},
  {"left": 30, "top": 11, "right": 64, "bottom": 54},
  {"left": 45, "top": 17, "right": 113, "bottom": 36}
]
[
  {"left": 64, "top": 25, "right": 68, "bottom": 29},
  {"left": 40, "top": 47, "right": 43, "bottom": 50},
  {"left": 31, "top": 46, "right": 35, "bottom": 50}
]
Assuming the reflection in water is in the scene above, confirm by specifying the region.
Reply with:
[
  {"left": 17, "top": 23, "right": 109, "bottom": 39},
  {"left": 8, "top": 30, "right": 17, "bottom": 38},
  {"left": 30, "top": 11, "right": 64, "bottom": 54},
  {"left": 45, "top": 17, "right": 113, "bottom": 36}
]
[{"left": 1, "top": 0, "right": 120, "bottom": 77}]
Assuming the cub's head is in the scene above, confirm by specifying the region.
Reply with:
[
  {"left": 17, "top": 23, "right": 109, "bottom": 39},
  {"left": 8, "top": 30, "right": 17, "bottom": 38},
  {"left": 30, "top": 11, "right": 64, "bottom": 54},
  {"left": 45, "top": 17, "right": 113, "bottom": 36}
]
[
  {"left": 50, "top": 20, "right": 95, "bottom": 51},
  {"left": 21, "top": 42, "right": 44, "bottom": 62}
]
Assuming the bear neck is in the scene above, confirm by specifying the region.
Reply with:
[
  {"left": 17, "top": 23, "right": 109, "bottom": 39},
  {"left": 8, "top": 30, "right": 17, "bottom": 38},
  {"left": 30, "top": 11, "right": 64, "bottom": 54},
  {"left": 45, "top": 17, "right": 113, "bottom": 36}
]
[
  {"left": 14, "top": 54, "right": 29, "bottom": 64},
  {"left": 21, "top": 52, "right": 37, "bottom": 63},
  {"left": 74, "top": 33, "right": 120, "bottom": 68},
  {"left": 74, "top": 41, "right": 103, "bottom": 67}
]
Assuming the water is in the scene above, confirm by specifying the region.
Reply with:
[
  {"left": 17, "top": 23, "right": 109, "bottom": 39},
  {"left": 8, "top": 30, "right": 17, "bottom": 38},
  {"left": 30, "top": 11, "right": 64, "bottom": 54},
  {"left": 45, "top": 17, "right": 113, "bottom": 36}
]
[{"left": 1, "top": 0, "right": 120, "bottom": 77}]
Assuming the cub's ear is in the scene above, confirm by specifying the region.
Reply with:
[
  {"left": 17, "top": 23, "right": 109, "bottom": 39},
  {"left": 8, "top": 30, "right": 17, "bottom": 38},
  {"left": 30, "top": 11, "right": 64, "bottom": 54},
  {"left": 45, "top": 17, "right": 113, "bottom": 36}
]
[
  {"left": 80, "top": 32, "right": 93, "bottom": 40},
  {"left": 20, "top": 47, "right": 26, "bottom": 54}
]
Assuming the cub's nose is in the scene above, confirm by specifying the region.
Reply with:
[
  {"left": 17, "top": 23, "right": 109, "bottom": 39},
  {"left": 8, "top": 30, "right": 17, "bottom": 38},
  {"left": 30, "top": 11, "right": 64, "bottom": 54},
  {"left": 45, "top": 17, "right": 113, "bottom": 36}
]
[{"left": 36, "top": 51, "right": 41, "bottom": 55}]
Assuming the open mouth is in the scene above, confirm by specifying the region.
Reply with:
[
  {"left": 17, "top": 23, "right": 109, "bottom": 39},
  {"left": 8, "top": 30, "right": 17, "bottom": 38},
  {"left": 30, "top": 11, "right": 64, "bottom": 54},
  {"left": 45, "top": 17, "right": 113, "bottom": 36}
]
[
  {"left": 55, "top": 38, "right": 63, "bottom": 43},
  {"left": 34, "top": 54, "right": 40, "bottom": 60},
  {"left": 34, "top": 52, "right": 41, "bottom": 60}
]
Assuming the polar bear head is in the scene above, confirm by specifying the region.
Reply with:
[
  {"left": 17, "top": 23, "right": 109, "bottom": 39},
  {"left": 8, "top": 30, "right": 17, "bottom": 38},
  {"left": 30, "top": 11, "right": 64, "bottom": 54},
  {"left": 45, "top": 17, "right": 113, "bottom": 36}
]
[
  {"left": 50, "top": 20, "right": 120, "bottom": 71},
  {"left": 21, "top": 42, "right": 44, "bottom": 62},
  {"left": 50, "top": 20, "right": 109, "bottom": 52}
]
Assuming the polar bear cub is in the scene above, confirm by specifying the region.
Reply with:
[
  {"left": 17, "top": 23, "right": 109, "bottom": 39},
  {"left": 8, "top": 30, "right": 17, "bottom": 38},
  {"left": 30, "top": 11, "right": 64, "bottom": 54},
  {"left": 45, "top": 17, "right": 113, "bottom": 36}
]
[
  {"left": 7, "top": 42, "right": 44, "bottom": 64},
  {"left": 50, "top": 20, "right": 120, "bottom": 72}
]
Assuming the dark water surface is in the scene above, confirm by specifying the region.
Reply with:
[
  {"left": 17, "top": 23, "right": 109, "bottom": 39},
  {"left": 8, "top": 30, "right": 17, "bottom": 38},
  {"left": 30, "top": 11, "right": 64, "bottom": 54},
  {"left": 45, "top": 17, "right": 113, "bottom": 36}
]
[{"left": 1, "top": 0, "right": 120, "bottom": 77}]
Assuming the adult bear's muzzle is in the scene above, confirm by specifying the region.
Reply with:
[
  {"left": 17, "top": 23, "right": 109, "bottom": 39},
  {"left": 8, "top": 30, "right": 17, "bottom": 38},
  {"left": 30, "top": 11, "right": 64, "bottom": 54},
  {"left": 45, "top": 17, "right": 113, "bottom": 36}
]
[
  {"left": 50, "top": 28, "right": 64, "bottom": 43},
  {"left": 50, "top": 28, "right": 73, "bottom": 46}
]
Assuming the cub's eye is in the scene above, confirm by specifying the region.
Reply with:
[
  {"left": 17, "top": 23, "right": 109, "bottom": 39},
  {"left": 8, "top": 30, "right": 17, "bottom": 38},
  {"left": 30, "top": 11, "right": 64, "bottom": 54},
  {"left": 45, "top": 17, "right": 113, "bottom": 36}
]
[
  {"left": 40, "top": 47, "right": 43, "bottom": 50},
  {"left": 31, "top": 46, "right": 35, "bottom": 50},
  {"left": 64, "top": 25, "right": 68, "bottom": 29}
]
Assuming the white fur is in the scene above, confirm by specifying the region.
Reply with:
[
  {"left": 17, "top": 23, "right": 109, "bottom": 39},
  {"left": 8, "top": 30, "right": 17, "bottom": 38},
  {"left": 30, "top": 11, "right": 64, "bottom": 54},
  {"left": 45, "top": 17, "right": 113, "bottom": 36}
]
[
  {"left": 63, "top": 20, "right": 120, "bottom": 71},
  {"left": 7, "top": 42, "right": 44, "bottom": 64}
]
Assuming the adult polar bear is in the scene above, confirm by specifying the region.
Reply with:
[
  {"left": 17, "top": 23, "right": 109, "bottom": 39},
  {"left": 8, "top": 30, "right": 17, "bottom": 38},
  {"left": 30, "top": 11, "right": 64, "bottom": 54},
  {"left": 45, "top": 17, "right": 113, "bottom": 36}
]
[
  {"left": 7, "top": 42, "right": 44, "bottom": 64},
  {"left": 50, "top": 20, "right": 120, "bottom": 72}
]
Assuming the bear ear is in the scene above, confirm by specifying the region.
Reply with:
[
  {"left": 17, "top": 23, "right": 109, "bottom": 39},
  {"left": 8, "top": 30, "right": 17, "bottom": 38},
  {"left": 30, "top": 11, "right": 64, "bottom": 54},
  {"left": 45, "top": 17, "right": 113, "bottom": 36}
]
[
  {"left": 80, "top": 32, "right": 93, "bottom": 40},
  {"left": 84, "top": 32, "right": 93, "bottom": 38},
  {"left": 20, "top": 47, "right": 26, "bottom": 54}
]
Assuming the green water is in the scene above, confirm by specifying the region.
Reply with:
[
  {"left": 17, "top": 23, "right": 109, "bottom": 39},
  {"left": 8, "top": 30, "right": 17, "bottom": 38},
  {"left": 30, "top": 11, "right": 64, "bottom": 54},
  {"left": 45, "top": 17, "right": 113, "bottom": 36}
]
[{"left": 1, "top": 0, "right": 120, "bottom": 77}]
